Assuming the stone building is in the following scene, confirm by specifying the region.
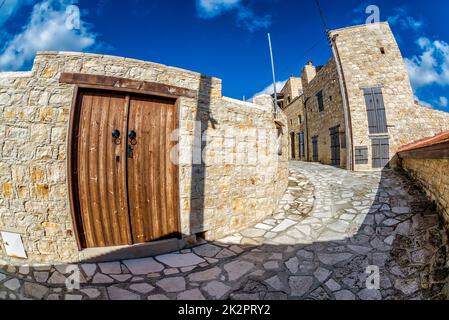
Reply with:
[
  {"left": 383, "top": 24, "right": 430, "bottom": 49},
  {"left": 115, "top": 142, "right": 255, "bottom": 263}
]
[
  {"left": 0, "top": 52, "right": 288, "bottom": 265},
  {"left": 282, "top": 22, "right": 449, "bottom": 171}
]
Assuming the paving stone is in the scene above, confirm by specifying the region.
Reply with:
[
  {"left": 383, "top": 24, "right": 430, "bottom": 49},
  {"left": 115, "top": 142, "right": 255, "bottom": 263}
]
[
  {"left": 325, "top": 279, "right": 341, "bottom": 292},
  {"left": 130, "top": 283, "right": 155, "bottom": 294},
  {"left": 156, "top": 277, "right": 186, "bottom": 293},
  {"left": 394, "top": 278, "right": 420, "bottom": 295},
  {"left": 289, "top": 276, "right": 314, "bottom": 297},
  {"left": 334, "top": 290, "right": 356, "bottom": 300},
  {"left": 4, "top": 278, "right": 20, "bottom": 291},
  {"left": 147, "top": 294, "right": 170, "bottom": 300},
  {"left": 203, "top": 281, "right": 231, "bottom": 299},
  {"left": 19, "top": 266, "right": 30, "bottom": 275},
  {"left": 229, "top": 245, "right": 244, "bottom": 254},
  {"left": 224, "top": 261, "right": 254, "bottom": 281},
  {"left": 23, "top": 282, "right": 49, "bottom": 299},
  {"left": 216, "top": 249, "right": 236, "bottom": 259},
  {"left": 314, "top": 267, "right": 332, "bottom": 282},
  {"left": 271, "top": 219, "right": 297, "bottom": 232},
  {"left": 34, "top": 272, "right": 49, "bottom": 283},
  {"left": 263, "top": 261, "right": 280, "bottom": 270},
  {"left": 318, "top": 253, "right": 353, "bottom": 265},
  {"left": 192, "top": 244, "right": 222, "bottom": 258},
  {"left": 188, "top": 267, "right": 221, "bottom": 283},
  {"left": 254, "top": 223, "right": 273, "bottom": 231},
  {"left": 123, "top": 258, "right": 164, "bottom": 275},
  {"left": 111, "top": 274, "right": 132, "bottom": 282},
  {"left": 164, "top": 268, "right": 180, "bottom": 276},
  {"left": 269, "top": 253, "right": 283, "bottom": 260},
  {"left": 358, "top": 289, "right": 382, "bottom": 300},
  {"left": 92, "top": 273, "right": 114, "bottom": 284},
  {"left": 81, "top": 264, "right": 97, "bottom": 277},
  {"left": 107, "top": 286, "right": 141, "bottom": 300},
  {"left": 264, "top": 276, "right": 284, "bottom": 291},
  {"left": 297, "top": 250, "right": 314, "bottom": 260},
  {"left": 177, "top": 289, "right": 206, "bottom": 300},
  {"left": 80, "top": 288, "right": 101, "bottom": 299},
  {"left": 285, "top": 257, "right": 299, "bottom": 274},
  {"left": 99, "top": 262, "right": 122, "bottom": 275},
  {"left": 156, "top": 253, "right": 205, "bottom": 268}
]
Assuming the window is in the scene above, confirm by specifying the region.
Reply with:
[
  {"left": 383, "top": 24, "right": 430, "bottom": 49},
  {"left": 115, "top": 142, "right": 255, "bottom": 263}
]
[
  {"left": 380, "top": 47, "right": 386, "bottom": 54},
  {"left": 317, "top": 91, "right": 324, "bottom": 112},
  {"left": 329, "top": 95, "right": 333, "bottom": 102},
  {"left": 290, "top": 119, "right": 293, "bottom": 126},
  {"left": 298, "top": 115, "right": 302, "bottom": 125},
  {"left": 364, "top": 87, "right": 388, "bottom": 134}
]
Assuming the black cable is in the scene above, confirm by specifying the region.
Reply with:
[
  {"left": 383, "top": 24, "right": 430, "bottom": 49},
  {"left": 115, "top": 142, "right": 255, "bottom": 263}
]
[
  {"left": 0, "top": 0, "right": 6, "bottom": 10},
  {"left": 315, "top": 0, "right": 329, "bottom": 31}
]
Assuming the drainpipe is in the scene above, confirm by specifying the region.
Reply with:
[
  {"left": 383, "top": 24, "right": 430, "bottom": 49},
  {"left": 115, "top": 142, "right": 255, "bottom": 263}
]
[{"left": 329, "top": 32, "right": 354, "bottom": 171}]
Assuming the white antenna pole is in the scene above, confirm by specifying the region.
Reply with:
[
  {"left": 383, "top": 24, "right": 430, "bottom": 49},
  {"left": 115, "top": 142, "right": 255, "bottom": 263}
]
[{"left": 268, "top": 33, "right": 278, "bottom": 115}]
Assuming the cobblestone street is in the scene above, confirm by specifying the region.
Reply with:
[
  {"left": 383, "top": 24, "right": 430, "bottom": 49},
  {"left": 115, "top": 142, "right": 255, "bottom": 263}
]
[{"left": 1, "top": 162, "right": 448, "bottom": 300}]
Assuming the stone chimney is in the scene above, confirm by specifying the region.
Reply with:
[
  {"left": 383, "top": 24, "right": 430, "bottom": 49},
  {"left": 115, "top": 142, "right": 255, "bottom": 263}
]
[{"left": 302, "top": 60, "right": 317, "bottom": 84}]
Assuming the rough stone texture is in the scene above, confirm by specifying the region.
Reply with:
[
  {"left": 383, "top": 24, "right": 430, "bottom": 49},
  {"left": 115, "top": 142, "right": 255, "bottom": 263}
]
[
  {"left": 0, "top": 52, "right": 288, "bottom": 265},
  {"left": 282, "top": 22, "right": 449, "bottom": 172},
  {"left": 330, "top": 22, "right": 449, "bottom": 171},
  {"left": 1, "top": 161, "right": 448, "bottom": 301},
  {"left": 401, "top": 158, "right": 449, "bottom": 228}
]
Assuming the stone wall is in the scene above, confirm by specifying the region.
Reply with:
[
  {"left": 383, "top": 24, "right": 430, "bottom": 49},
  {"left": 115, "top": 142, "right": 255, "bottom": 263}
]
[
  {"left": 301, "top": 58, "right": 347, "bottom": 168},
  {"left": 401, "top": 158, "right": 449, "bottom": 228},
  {"left": 282, "top": 96, "right": 305, "bottom": 160},
  {"left": 0, "top": 52, "right": 288, "bottom": 265},
  {"left": 331, "top": 22, "right": 449, "bottom": 171}
]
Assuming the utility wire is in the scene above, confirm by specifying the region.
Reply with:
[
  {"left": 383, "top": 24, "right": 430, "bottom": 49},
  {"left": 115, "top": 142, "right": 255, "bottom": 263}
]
[
  {"left": 315, "top": 0, "right": 329, "bottom": 32},
  {"left": 0, "top": 0, "right": 6, "bottom": 10}
]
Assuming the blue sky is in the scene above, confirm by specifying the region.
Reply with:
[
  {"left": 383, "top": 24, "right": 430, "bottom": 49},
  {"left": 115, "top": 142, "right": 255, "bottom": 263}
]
[{"left": 1, "top": 0, "right": 448, "bottom": 111}]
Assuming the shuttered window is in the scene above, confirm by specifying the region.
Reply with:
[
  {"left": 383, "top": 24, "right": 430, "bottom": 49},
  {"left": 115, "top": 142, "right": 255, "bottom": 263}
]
[
  {"left": 317, "top": 91, "right": 324, "bottom": 112},
  {"left": 364, "top": 87, "right": 388, "bottom": 134},
  {"left": 371, "top": 138, "right": 390, "bottom": 168}
]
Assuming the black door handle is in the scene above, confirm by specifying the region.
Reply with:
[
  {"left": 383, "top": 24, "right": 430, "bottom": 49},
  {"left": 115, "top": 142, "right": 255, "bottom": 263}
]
[{"left": 112, "top": 130, "right": 120, "bottom": 139}]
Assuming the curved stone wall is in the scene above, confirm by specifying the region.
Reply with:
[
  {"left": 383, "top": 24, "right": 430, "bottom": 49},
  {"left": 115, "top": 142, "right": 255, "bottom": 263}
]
[{"left": 0, "top": 52, "right": 288, "bottom": 265}]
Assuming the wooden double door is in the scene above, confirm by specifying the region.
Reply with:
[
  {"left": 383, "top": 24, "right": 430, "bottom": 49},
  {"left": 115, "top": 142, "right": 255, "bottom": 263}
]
[{"left": 73, "top": 90, "right": 180, "bottom": 249}]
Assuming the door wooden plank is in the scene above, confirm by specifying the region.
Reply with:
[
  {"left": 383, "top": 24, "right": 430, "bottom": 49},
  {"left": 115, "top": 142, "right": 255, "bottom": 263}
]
[
  {"left": 76, "top": 91, "right": 132, "bottom": 248},
  {"left": 89, "top": 94, "right": 106, "bottom": 247},
  {"left": 78, "top": 93, "right": 96, "bottom": 247},
  {"left": 98, "top": 95, "right": 113, "bottom": 246},
  {"left": 127, "top": 96, "right": 180, "bottom": 243}
]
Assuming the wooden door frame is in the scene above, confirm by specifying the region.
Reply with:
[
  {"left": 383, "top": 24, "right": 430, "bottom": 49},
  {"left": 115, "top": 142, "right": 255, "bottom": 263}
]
[{"left": 64, "top": 74, "right": 195, "bottom": 250}]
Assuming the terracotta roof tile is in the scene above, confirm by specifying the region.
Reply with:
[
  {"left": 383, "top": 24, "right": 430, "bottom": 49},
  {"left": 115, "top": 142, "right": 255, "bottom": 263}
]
[{"left": 398, "top": 131, "right": 449, "bottom": 153}]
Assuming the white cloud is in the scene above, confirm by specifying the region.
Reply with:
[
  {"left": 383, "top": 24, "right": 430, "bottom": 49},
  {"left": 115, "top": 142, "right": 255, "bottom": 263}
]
[
  {"left": 0, "top": 0, "right": 34, "bottom": 28},
  {"left": 195, "top": 0, "right": 271, "bottom": 32},
  {"left": 405, "top": 37, "right": 449, "bottom": 88},
  {"left": 387, "top": 8, "right": 423, "bottom": 31},
  {"left": 196, "top": 0, "right": 240, "bottom": 18},
  {"left": 0, "top": 0, "right": 97, "bottom": 71},
  {"left": 251, "top": 80, "right": 287, "bottom": 101},
  {"left": 438, "top": 96, "right": 448, "bottom": 107}
]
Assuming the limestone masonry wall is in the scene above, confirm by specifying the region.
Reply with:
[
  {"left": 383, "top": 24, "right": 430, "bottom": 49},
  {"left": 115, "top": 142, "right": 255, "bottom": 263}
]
[
  {"left": 302, "top": 58, "right": 346, "bottom": 168},
  {"left": 401, "top": 158, "right": 449, "bottom": 228},
  {"left": 0, "top": 52, "right": 288, "bottom": 265},
  {"left": 331, "top": 23, "right": 449, "bottom": 171}
]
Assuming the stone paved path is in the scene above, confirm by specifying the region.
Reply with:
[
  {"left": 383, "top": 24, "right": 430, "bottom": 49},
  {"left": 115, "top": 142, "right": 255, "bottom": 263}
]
[{"left": 1, "top": 162, "right": 448, "bottom": 300}]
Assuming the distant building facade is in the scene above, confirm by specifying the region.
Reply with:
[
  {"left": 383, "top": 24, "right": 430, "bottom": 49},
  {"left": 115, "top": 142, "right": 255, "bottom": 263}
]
[{"left": 282, "top": 22, "right": 449, "bottom": 171}]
